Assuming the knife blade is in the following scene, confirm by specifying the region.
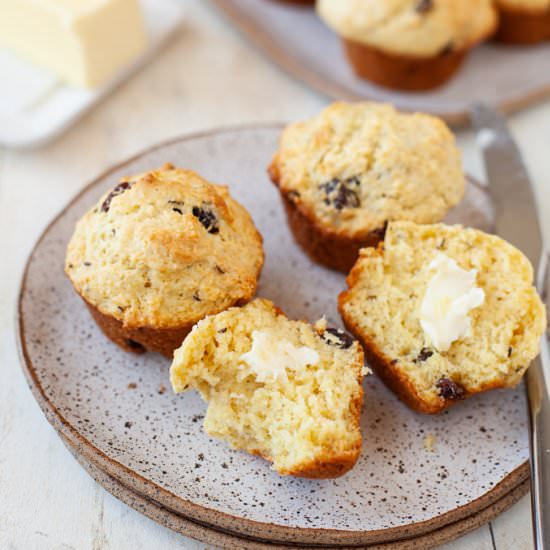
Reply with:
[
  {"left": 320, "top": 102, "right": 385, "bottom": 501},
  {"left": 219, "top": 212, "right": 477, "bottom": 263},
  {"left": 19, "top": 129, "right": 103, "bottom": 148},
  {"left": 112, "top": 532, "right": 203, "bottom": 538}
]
[{"left": 471, "top": 103, "right": 550, "bottom": 550}]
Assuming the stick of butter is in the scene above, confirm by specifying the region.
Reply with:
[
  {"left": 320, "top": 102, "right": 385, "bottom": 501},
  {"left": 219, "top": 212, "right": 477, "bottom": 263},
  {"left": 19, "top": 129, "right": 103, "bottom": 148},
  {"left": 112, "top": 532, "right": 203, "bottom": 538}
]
[{"left": 0, "top": 0, "right": 148, "bottom": 88}]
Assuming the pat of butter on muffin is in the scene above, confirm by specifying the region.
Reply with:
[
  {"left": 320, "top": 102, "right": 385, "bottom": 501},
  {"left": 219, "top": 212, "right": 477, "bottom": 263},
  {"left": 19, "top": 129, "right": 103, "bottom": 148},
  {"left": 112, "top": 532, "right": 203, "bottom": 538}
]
[
  {"left": 240, "top": 330, "right": 319, "bottom": 383},
  {"left": 420, "top": 254, "right": 485, "bottom": 352}
]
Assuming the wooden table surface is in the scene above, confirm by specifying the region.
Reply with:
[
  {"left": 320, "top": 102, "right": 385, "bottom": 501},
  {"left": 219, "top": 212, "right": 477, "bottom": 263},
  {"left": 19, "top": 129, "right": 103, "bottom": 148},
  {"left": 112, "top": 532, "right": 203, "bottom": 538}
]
[{"left": 1, "top": 1, "right": 548, "bottom": 548}]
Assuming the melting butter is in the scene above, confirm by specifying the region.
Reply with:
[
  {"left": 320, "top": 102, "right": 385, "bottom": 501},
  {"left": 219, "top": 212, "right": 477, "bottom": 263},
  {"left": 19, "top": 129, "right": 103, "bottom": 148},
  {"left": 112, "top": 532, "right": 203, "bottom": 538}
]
[
  {"left": 420, "top": 254, "right": 485, "bottom": 352},
  {"left": 240, "top": 330, "right": 319, "bottom": 383}
]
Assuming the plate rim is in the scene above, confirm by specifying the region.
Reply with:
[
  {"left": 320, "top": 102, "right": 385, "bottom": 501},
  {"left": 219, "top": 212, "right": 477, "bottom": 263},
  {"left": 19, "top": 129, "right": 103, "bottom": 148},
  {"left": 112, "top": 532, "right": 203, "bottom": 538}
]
[
  {"left": 16, "top": 125, "right": 530, "bottom": 547},
  {"left": 208, "top": 0, "right": 550, "bottom": 127},
  {"left": 66, "top": 437, "right": 530, "bottom": 550}
]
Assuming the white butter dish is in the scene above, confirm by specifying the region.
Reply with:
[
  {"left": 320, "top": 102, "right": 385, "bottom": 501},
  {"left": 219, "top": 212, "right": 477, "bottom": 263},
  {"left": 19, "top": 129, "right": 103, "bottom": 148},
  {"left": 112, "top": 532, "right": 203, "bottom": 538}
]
[{"left": 0, "top": 0, "right": 185, "bottom": 149}]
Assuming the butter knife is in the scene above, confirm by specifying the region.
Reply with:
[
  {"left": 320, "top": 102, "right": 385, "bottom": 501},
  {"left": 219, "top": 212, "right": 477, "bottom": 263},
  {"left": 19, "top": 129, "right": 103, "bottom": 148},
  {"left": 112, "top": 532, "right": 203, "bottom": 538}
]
[{"left": 471, "top": 103, "right": 550, "bottom": 550}]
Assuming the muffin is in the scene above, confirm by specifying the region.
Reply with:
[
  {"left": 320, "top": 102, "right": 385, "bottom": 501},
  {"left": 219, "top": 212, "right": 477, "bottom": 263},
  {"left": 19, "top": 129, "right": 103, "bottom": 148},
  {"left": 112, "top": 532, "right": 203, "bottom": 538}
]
[
  {"left": 170, "top": 298, "right": 366, "bottom": 478},
  {"left": 494, "top": 0, "right": 550, "bottom": 44},
  {"left": 339, "top": 221, "right": 546, "bottom": 414},
  {"left": 269, "top": 102, "right": 464, "bottom": 273},
  {"left": 65, "top": 165, "right": 264, "bottom": 357},
  {"left": 316, "top": 0, "right": 498, "bottom": 90}
]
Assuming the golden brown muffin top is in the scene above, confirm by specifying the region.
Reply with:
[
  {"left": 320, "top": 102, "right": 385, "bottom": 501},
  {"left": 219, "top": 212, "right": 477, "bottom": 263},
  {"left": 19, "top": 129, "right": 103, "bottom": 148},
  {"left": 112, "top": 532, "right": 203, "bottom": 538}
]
[
  {"left": 317, "top": 0, "right": 497, "bottom": 57},
  {"left": 270, "top": 102, "right": 465, "bottom": 239},
  {"left": 66, "top": 165, "right": 264, "bottom": 329}
]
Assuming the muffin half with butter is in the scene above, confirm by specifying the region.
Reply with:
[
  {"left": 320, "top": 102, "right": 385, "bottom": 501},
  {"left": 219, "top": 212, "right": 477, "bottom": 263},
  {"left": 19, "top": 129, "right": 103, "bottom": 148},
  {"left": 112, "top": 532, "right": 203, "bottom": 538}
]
[
  {"left": 339, "top": 221, "right": 546, "bottom": 414},
  {"left": 170, "top": 298, "right": 365, "bottom": 478},
  {"left": 316, "top": 0, "right": 497, "bottom": 90},
  {"left": 269, "top": 102, "right": 464, "bottom": 273},
  {"left": 65, "top": 165, "right": 264, "bottom": 357}
]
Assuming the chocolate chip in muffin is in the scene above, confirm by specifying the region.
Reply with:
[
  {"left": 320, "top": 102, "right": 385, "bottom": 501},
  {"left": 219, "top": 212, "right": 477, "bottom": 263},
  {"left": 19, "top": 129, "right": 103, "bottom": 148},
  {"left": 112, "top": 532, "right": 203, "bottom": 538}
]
[
  {"left": 436, "top": 377, "right": 465, "bottom": 400},
  {"left": 415, "top": 347, "right": 434, "bottom": 363},
  {"left": 192, "top": 206, "right": 219, "bottom": 234},
  {"left": 319, "top": 177, "right": 361, "bottom": 210},
  {"left": 321, "top": 328, "right": 354, "bottom": 349},
  {"left": 415, "top": 0, "right": 433, "bottom": 14},
  {"left": 101, "top": 181, "right": 133, "bottom": 213},
  {"left": 215, "top": 265, "right": 225, "bottom": 274}
]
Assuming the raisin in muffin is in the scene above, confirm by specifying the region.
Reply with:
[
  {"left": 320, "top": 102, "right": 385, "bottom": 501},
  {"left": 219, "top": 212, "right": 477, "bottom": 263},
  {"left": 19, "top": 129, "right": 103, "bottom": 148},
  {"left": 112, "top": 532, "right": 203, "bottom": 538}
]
[
  {"left": 170, "top": 298, "right": 365, "bottom": 478},
  {"left": 66, "top": 165, "right": 264, "bottom": 357},
  {"left": 339, "top": 221, "right": 546, "bottom": 414},
  {"left": 316, "top": 0, "right": 497, "bottom": 90},
  {"left": 269, "top": 102, "right": 464, "bottom": 273},
  {"left": 495, "top": 0, "right": 550, "bottom": 43}
]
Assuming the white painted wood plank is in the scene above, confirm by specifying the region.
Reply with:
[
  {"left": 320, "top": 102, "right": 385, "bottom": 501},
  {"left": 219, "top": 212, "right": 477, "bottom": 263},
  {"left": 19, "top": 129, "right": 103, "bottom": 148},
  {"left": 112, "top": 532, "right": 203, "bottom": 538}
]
[
  {"left": 439, "top": 524, "right": 494, "bottom": 550},
  {"left": 491, "top": 496, "right": 534, "bottom": 550},
  {"left": 0, "top": 1, "right": 548, "bottom": 549}
]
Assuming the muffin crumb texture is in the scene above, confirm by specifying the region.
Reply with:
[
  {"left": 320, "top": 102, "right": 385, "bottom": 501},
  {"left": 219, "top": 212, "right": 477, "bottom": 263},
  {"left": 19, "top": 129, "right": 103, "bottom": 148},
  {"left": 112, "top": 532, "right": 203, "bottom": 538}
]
[
  {"left": 339, "top": 221, "right": 546, "bottom": 414},
  {"left": 170, "top": 299, "right": 365, "bottom": 478},
  {"left": 423, "top": 433, "right": 437, "bottom": 452}
]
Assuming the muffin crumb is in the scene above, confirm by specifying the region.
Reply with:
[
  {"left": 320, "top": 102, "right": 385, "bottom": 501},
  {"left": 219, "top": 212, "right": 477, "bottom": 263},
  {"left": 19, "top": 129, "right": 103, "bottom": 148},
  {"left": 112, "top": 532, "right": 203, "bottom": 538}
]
[{"left": 423, "top": 433, "right": 437, "bottom": 452}]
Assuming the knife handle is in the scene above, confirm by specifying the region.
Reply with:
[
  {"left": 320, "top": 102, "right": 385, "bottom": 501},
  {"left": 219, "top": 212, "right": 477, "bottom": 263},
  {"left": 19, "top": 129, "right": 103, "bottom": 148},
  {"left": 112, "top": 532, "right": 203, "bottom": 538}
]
[{"left": 528, "top": 252, "right": 550, "bottom": 550}]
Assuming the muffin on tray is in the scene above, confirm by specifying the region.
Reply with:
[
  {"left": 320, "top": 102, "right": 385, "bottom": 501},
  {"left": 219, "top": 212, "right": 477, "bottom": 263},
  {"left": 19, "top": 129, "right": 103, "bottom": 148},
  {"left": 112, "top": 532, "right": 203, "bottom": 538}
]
[
  {"left": 65, "top": 164, "right": 264, "bottom": 357},
  {"left": 494, "top": 0, "right": 550, "bottom": 44},
  {"left": 339, "top": 221, "right": 546, "bottom": 414},
  {"left": 316, "top": 0, "right": 498, "bottom": 90},
  {"left": 170, "top": 298, "right": 366, "bottom": 478},
  {"left": 269, "top": 102, "right": 464, "bottom": 273}
]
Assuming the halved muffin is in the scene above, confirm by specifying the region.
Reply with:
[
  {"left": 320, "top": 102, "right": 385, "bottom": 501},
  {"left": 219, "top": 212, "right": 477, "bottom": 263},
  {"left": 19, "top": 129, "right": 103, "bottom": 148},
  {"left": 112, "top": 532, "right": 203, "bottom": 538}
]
[
  {"left": 269, "top": 102, "right": 464, "bottom": 272},
  {"left": 170, "top": 298, "right": 365, "bottom": 478},
  {"left": 339, "top": 221, "right": 546, "bottom": 414},
  {"left": 65, "top": 165, "right": 264, "bottom": 357}
]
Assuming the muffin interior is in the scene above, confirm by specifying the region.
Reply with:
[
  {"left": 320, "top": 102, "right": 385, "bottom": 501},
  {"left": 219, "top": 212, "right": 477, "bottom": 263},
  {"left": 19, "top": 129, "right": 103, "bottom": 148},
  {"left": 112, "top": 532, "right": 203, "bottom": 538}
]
[
  {"left": 339, "top": 221, "right": 546, "bottom": 409},
  {"left": 170, "top": 299, "right": 365, "bottom": 477}
]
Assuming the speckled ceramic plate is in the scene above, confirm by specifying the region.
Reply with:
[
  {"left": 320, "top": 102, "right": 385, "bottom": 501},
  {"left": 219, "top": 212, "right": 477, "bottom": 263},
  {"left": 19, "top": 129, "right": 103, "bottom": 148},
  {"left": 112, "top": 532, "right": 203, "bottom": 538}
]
[
  {"left": 18, "top": 126, "right": 531, "bottom": 548},
  {"left": 64, "top": 437, "right": 528, "bottom": 550},
  {"left": 210, "top": 0, "right": 550, "bottom": 126}
]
